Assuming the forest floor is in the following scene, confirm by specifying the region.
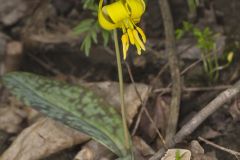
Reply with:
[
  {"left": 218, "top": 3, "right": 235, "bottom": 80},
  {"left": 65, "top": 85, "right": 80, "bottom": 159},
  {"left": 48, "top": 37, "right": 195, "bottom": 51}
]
[{"left": 0, "top": 0, "right": 240, "bottom": 160}]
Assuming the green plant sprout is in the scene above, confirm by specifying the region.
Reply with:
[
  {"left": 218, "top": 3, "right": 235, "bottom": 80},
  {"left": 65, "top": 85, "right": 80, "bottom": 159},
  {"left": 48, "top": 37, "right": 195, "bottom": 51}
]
[
  {"left": 176, "top": 21, "right": 227, "bottom": 81},
  {"left": 187, "top": 0, "right": 199, "bottom": 15},
  {"left": 175, "top": 149, "right": 182, "bottom": 160}
]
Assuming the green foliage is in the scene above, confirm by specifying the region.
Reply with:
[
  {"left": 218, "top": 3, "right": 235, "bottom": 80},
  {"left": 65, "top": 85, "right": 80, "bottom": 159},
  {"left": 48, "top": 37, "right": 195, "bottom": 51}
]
[
  {"left": 175, "top": 150, "right": 182, "bottom": 160},
  {"left": 82, "top": 0, "right": 98, "bottom": 11},
  {"left": 2, "top": 72, "right": 132, "bottom": 158},
  {"left": 176, "top": 21, "right": 219, "bottom": 81},
  {"left": 175, "top": 21, "right": 193, "bottom": 39},
  {"left": 74, "top": 0, "right": 111, "bottom": 56},
  {"left": 187, "top": 0, "right": 199, "bottom": 14}
]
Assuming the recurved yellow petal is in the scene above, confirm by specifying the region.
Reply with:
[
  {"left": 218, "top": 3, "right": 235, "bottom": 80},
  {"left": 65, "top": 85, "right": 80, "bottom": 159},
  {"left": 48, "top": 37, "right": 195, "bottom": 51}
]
[
  {"left": 127, "top": 29, "right": 135, "bottom": 45},
  {"left": 136, "top": 27, "right": 146, "bottom": 43},
  {"left": 98, "top": 0, "right": 147, "bottom": 60},
  {"left": 133, "top": 29, "right": 145, "bottom": 51},
  {"left": 98, "top": 0, "right": 120, "bottom": 30},
  {"left": 105, "top": 1, "right": 129, "bottom": 23},
  {"left": 125, "top": 0, "right": 145, "bottom": 19}
]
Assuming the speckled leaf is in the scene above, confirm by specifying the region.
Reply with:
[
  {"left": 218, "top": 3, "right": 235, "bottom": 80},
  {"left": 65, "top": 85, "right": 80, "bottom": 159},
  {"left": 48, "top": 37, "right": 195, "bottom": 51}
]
[{"left": 2, "top": 72, "right": 130, "bottom": 158}]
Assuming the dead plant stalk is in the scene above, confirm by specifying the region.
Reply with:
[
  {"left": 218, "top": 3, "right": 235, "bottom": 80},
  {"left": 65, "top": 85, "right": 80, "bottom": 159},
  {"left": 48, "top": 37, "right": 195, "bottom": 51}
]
[{"left": 158, "top": 0, "right": 181, "bottom": 142}]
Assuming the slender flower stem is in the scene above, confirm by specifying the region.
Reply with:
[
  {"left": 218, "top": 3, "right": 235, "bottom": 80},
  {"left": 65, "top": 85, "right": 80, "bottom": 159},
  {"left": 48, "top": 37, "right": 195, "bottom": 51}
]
[{"left": 113, "top": 29, "right": 130, "bottom": 150}]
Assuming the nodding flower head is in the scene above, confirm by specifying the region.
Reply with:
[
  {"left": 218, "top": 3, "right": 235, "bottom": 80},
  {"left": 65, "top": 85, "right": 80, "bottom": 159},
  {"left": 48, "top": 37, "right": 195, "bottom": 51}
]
[{"left": 98, "top": 0, "right": 146, "bottom": 59}]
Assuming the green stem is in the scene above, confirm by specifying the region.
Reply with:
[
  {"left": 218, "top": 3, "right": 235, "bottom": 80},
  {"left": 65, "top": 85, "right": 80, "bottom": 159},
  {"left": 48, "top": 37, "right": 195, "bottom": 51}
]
[{"left": 113, "top": 29, "right": 130, "bottom": 150}]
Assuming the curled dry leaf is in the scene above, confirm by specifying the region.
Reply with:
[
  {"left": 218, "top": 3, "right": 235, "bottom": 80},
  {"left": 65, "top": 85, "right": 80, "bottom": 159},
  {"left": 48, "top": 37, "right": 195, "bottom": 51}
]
[
  {"left": 228, "top": 98, "right": 240, "bottom": 122},
  {"left": 190, "top": 140, "right": 218, "bottom": 160},
  {"left": 190, "top": 140, "right": 204, "bottom": 155},
  {"left": 199, "top": 126, "right": 222, "bottom": 139},
  {"left": 0, "top": 97, "right": 27, "bottom": 133},
  {"left": 139, "top": 95, "right": 169, "bottom": 142},
  {"left": 0, "top": 0, "right": 40, "bottom": 26},
  {"left": 74, "top": 141, "right": 115, "bottom": 160},
  {"left": 1, "top": 118, "right": 90, "bottom": 160},
  {"left": 75, "top": 147, "right": 94, "bottom": 160},
  {"left": 161, "top": 149, "right": 191, "bottom": 160},
  {"left": 133, "top": 136, "right": 155, "bottom": 157}
]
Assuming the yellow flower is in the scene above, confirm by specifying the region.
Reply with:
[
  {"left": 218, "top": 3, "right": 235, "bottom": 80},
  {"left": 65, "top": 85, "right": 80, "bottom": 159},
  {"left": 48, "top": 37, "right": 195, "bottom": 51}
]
[{"left": 98, "top": 0, "right": 146, "bottom": 59}]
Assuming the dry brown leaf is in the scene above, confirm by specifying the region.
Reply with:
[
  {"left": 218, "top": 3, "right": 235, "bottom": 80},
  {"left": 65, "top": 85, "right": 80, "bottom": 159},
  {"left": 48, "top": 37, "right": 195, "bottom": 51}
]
[
  {"left": 139, "top": 95, "right": 170, "bottom": 142},
  {"left": 190, "top": 140, "right": 204, "bottom": 155},
  {"left": 0, "top": 97, "right": 27, "bottom": 133},
  {"left": 1, "top": 118, "right": 90, "bottom": 160},
  {"left": 133, "top": 136, "right": 155, "bottom": 157},
  {"left": 199, "top": 126, "right": 222, "bottom": 139},
  {"left": 74, "top": 136, "right": 153, "bottom": 160},
  {"left": 0, "top": 107, "right": 25, "bottom": 133},
  {"left": 0, "top": 0, "right": 40, "bottom": 26},
  {"left": 161, "top": 149, "right": 191, "bottom": 160},
  {"left": 74, "top": 141, "right": 115, "bottom": 160},
  {"left": 3, "top": 41, "right": 23, "bottom": 73},
  {"left": 30, "top": 32, "right": 78, "bottom": 44},
  {"left": 228, "top": 98, "right": 240, "bottom": 122},
  {"left": 190, "top": 140, "right": 218, "bottom": 160},
  {"left": 74, "top": 147, "right": 94, "bottom": 160}
]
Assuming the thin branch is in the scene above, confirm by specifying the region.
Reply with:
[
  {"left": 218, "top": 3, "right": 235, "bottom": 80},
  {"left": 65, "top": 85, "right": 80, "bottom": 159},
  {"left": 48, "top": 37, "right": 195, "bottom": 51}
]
[
  {"left": 173, "top": 80, "right": 240, "bottom": 144},
  {"left": 125, "top": 62, "right": 166, "bottom": 148},
  {"left": 154, "top": 85, "right": 232, "bottom": 93},
  {"left": 150, "top": 79, "right": 240, "bottom": 160},
  {"left": 158, "top": 0, "right": 181, "bottom": 142},
  {"left": 27, "top": 53, "right": 62, "bottom": 75},
  {"left": 198, "top": 137, "right": 240, "bottom": 159}
]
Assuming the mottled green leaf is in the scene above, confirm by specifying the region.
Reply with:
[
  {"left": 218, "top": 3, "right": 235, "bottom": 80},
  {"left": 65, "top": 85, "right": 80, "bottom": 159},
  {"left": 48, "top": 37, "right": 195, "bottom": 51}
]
[{"left": 2, "top": 72, "right": 131, "bottom": 158}]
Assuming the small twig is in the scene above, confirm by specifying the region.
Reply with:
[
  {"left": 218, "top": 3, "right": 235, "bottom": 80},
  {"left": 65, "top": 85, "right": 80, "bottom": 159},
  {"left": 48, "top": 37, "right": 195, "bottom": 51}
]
[
  {"left": 155, "top": 55, "right": 210, "bottom": 97},
  {"left": 125, "top": 62, "right": 166, "bottom": 148},
  {"left": 149, "top": 79, "right": 240, "bottom": 160},
  {"left": 104, "top": 46, "right": 115, "bottom": 56},
  {"left": 158, "top": 0, "right": 181, "bottom": 142},
  {"left": 154, "top": 85, "right": 232, "bottom": 93},
  {"left": 146, "top": 39, "right": 194, "bottom": 60},
  {"left": 27, "top": 53, "right": 62, "bottom": 75},
  {"left": 131, "top": 90, "right": 149, "bottom": 135},
  {"left": 181, "top": 59, "right": 202, "bottom": 75},
  {"left": 198, "top": 137, "right": 240, "bottom": 159},
  {"left": 173, "top": 80, "right": 240, "bottom": 144},
  {"left": 152, "top": 43, "right": 195, "bottom": 88}
]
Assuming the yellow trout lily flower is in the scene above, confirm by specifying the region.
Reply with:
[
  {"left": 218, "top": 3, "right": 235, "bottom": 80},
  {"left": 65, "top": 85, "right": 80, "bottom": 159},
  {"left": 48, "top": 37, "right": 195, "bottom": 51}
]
[{"left": 98, "top": 0, "right": 146, "bottom": 59}]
